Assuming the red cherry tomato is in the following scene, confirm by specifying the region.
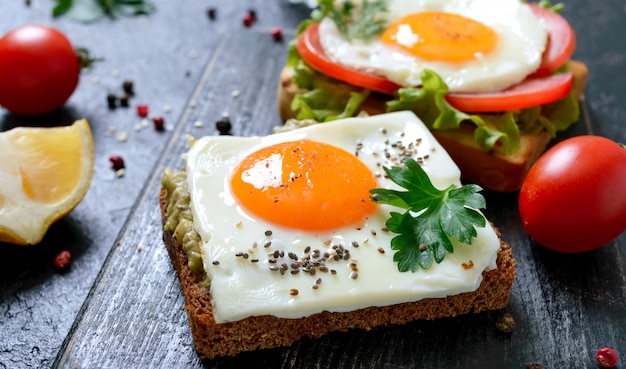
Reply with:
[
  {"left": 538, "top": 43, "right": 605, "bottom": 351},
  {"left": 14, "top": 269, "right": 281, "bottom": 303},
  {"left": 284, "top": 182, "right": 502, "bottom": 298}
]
[
  {"left": 0, "top": 25, "right": 80, "bottom": 115},
  {"left": 296, "top": 4, "right": 576, "bottom": 112},
  {"left": 519, "top": 136, "right": 626, "bottom": 253}
]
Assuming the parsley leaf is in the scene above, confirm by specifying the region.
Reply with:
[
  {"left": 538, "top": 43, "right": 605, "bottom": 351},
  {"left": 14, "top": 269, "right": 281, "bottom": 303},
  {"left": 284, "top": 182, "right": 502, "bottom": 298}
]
[
  {"left": 317, "top": 0, "right": 388, "bottom": 41},
  {"left": 370, "top": 158, "right": 486, "bottom": 272},
  {"left": 53, "top": 0, "right": 155, "bottom": 22}
]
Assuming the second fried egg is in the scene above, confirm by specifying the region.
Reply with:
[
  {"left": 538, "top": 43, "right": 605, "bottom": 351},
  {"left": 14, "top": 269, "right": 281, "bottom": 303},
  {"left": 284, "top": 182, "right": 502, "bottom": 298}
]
[{"left": 318, "top": 0, "right": 548, "bottom": 93}]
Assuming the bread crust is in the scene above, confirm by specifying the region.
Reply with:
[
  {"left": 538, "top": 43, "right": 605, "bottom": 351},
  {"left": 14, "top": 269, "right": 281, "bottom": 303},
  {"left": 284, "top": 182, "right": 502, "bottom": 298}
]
[
  {"left": 160, "top": 188, "right": 517, "bottom": 359},
  {"left": 277, "top": 60, "right": 589, "bottom": 192}
]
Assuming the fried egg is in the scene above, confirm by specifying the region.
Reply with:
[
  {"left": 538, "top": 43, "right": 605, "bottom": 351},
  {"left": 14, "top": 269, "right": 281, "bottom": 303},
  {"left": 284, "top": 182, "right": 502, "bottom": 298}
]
[
  {"left": 318, "top": 0, "right": 548, "bottom": 93},
  {"left": 185, "top": 112, "right": 500, "bottom": 323}
]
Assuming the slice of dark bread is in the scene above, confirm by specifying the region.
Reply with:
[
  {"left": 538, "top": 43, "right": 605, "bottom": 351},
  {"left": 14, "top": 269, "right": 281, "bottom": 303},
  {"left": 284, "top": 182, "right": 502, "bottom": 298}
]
[{"left": 160, "top": 187, "right": 516, "bottom": 359}]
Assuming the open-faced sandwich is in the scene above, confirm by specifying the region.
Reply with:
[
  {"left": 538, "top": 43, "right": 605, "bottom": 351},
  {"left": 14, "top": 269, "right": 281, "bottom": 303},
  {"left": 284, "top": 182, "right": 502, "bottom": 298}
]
[
  {"left": 278, "top": 0, "right": 588, "bottom": 192},
  {"left": 160, "top": 111, "right": 516, "bottom": 359}
]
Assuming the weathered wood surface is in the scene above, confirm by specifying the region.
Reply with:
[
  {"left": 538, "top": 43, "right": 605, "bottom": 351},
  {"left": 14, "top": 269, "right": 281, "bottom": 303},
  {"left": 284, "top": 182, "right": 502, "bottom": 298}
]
[{"left": 1, "top": 1, "right": 624, "bottom": 368}]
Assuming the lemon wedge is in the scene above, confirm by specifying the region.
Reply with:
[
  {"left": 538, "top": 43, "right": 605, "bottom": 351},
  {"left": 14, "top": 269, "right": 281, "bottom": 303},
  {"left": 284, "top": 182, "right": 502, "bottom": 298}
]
[{"left": 0, "top": 119, "right": 95, "bottom": 245}]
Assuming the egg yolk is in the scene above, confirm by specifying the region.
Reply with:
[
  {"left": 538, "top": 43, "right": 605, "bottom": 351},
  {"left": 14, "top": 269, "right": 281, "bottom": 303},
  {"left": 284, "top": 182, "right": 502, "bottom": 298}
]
[
  {"left": 382, "top": 11, "right": 498, "bottom": 63},
  {"left": 230, "top": 140, "right": 378, "bottom": 231}
]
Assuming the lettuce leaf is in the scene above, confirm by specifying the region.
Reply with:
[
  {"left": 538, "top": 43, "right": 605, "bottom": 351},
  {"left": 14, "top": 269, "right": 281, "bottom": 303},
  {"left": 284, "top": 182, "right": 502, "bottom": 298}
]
[{"left": 285, "top": 23, "right": 580, "bottom": 155}]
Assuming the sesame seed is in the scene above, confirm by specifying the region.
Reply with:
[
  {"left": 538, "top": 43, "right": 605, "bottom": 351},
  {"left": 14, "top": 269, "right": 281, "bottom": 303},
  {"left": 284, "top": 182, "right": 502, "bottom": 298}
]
[
  {"left": 290, "top": 288, "right": 299, "bottom": 296},
  {"left": 377, "top": 247, "right": 385, "bottom": 254},
  {"left": 269, "top": 266, "right": 279, "bottom": 271},
  {"left": 371, "top": 229, "right": 377, "bottom": 236},
  {"left": 291, "top": 269, "right": 300, "bottom": 275},
  {"left": 264, "top": 241, "right": 272, "bottom": 248},
  {"left": 351, "top": 241, "right": 359, "bottom": 248},
  {"left": 350, "top": 272, "right": 358, "bottom": 280},
  {"left": 304, "top": 246, "right": 311, "bottom": 253},
  {"left": 251, "top": 259, "right": 259, "bottom": 263},
  {"left": 242, "top": 253, "right": 249, "bottom": 259},
  {"left": 265, "top": 230, "right": 273, "bottom": 236},
  {"left": 419, "top": 244, "right": 427, "bottom": 251},
  {"left": 315, "top": 278, "right": 322, "bottom": 284},
  {"left": 235, "top": 252, "right": 244, "bottom": 257},
  {"left": 330, "top": 269, "right": 337, "bottom": 275},
  {"left": 212, "top": 260, "right": 220, "bottom": 265},
  {"left": 273, "top": 250, "right": 280, "bottom": 258},
  {"left": 312, "top": 285, "right": 319, "bottom": 290}
]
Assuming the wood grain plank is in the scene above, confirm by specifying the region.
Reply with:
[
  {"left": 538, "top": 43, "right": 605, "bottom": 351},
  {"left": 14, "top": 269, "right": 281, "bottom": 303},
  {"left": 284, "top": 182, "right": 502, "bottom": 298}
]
[{"left": 53, "top": 28, "right": 625, "bottom": 369}]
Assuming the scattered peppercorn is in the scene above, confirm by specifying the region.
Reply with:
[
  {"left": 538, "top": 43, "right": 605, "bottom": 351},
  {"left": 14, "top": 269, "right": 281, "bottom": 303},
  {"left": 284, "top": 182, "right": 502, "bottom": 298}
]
[
  {"left": 152, "top": 116, "right": 165, "bottom": 131},
  {"left": 109, "top": 155, "right": 125, "bottom": 170},
  {"left": 136, "top": 104, "right": 149, "bottom": 117},
  {"left": 243, "top": 13, "right": 254, "bottom": 27},
  {"left": 119, "top": 93, "right": 130, "bottom": 107},
  {"left": 271, "top": 26, "right": 283, "bottom": 41},
  {"left": 596, "top": 347, "right": 619, "bottom": 368},
  {"left": 54, "top": 250, "right": 71, "bottom": 270},
  {"left": 122, "top": 80, "right": 134, "bottom": 95},
  {"left": 495, "top": 313, "right": 516, "bottom": 333},
  {"left": 247, "top": 9, "right": 256, "bottom": 21},
  {"left": 216, "top": 116, "right": 232, "bottom": 135},
  {"left": 526, "top": 362, "right": 547, "bottom": 369},
  {"left": 107, "top": 94, "right": 117, "bottom": 109},
  {"left": 207, "top": 7, "right": 216, "bottom": 20}
]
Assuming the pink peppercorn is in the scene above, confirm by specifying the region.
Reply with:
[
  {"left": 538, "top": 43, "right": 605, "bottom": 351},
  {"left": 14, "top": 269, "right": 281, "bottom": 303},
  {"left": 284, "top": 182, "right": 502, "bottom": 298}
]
[
  {"left": 243, "top": 13, "right": 254, "bottom": 27},
  {"left": 597, "top": 347, "right": 619, "bottom": 368},
  {"left": 271, "top": 27, "right": 283, "bottom": 41},
  {"left": 152, "top": 116, "right": 165, "bottom": 131},
  {"left": 54, "top": 250, "right": 71, "bottom": 270},
  {"left": 136, "top": 104, "right": 149, "bottom": 117},
  {"left": 109, "top": 155, "right": 125, "bottom": 170}
]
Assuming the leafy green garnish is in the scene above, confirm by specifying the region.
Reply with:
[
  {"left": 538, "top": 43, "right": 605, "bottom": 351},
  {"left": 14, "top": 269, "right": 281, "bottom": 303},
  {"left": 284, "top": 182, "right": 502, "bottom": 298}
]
[
  {"left": 522, "top": 0, "right": 564, "bottom": 13},
  {"left": 370, "top": 158, "right": 486, "bottom": 272},
  {"left": 53, "top": 0, "right": 155, "bottom": 23},
  {"left": 317, "top": 0, "right": 388, "bottom": 41}
]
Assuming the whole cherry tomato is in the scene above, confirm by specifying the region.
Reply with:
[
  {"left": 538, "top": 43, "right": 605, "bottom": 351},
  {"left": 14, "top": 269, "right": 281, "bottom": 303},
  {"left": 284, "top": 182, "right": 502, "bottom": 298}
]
[
  {"left": 519, "top": 136, "right": 626, "bottom": 253},
  {"left": 0, "top": 25, "right": 80, "bottom": 115}
]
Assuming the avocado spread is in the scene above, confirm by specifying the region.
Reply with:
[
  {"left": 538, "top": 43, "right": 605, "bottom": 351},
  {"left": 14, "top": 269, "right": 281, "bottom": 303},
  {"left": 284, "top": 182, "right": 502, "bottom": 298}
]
[{"left": 162, "top": 168, "right": 208, "bottom": 284}]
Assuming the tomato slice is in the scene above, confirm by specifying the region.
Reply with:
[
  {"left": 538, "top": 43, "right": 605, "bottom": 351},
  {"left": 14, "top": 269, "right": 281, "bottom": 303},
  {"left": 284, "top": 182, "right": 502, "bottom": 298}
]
[
  {"left": 527, "top": 3, "right": 576, "bottom": 77},
  {"left": 296, "top": 22, "right": 401, "bottom": 94},
  {"left": 296, "top": 4, "right": 577, "bottom": 112},
  {"left": 445, "top": 72, "right": 573, "bottom": 112}
]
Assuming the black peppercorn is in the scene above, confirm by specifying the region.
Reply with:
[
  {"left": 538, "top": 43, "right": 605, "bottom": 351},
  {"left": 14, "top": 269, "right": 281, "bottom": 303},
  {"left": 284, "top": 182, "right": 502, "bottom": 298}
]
[
  {"left": 107, "top": 94, "right": 117, "bottom": 109},
  {"left": 216, "top": 117, "right": 232, "bottom": 135},
  {"left": 207, "top": 7, "right": 216, "bottom": 20},
  {"left": 122, "top": 80, "right": 134, "bottom": 95}
]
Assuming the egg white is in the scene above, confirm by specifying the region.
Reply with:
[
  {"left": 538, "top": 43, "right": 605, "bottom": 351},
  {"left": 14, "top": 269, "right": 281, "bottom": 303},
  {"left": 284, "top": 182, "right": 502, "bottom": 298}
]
[
  {"left": 185, "top": 112, "right": 500, "bottom": 323},
  {"left": 319, "top": 0, "right": 548, "bottom": 93}
]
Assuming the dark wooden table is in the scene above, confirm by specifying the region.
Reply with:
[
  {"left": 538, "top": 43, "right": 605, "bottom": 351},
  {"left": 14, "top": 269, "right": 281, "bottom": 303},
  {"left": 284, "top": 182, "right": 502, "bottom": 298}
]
[{"left": 1, "top": 1, "right": 624, "bottom": 368}]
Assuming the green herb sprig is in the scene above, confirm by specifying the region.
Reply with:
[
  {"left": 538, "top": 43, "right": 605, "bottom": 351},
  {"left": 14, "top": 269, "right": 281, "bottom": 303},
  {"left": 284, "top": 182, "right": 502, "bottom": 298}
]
[
  {"left": 53, "top": 0, "right": 155, "bottom": 23},
  {"left": 317, "top": 0, "right": 388, "bottom": 41},
  {"left": 369, "top": 158, "right": 486, "bottom": 272}
]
